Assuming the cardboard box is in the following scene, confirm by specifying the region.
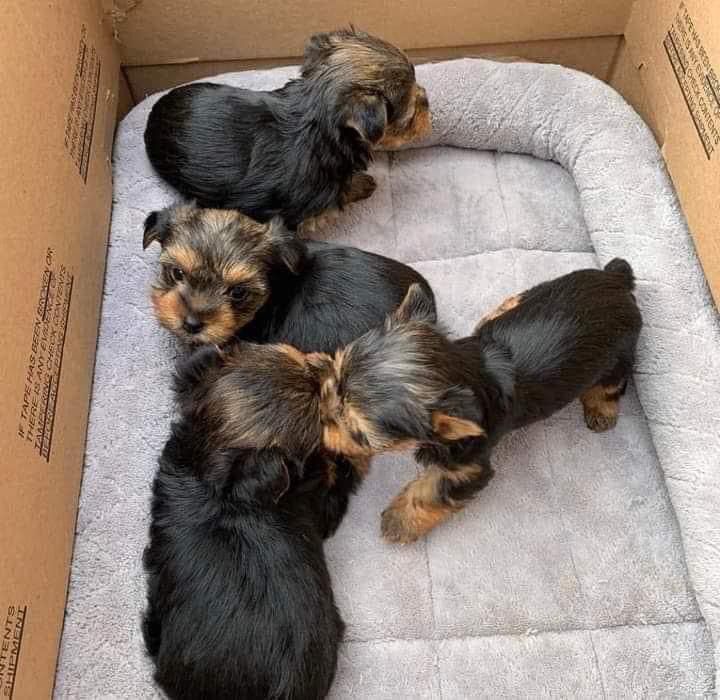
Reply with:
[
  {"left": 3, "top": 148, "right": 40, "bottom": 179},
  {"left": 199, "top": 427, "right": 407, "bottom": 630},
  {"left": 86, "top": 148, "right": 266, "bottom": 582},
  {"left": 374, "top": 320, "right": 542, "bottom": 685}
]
[{"left": 1, "top": 0, "right": 717, "bottom": 696}]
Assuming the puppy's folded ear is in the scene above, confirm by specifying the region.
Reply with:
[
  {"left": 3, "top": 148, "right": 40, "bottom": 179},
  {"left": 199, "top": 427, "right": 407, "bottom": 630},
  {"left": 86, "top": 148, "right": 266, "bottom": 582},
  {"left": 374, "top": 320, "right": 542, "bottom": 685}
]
[
  {"left": 345, "top": 92, "right": 388, "bottom": 144},
  {"left": 390, "top": 283, "right": 437, "bottom": 326},
  {"left": 431, "top": 387, "right": 486, "bottom": 441},
  {"left": 302, "top": 32, "right": 334, "bottom": 74},
  {"left": 173, "top": 345, "right": 224, "bottom": 396},
  {"left": 267, "top": 218, "right": 306, "bottom": 274},
  {"left": 143, "top": 209, "right": 171, "bottom": 249},
  {"left": 239, "top": 447, "right": 294, "bottom": 504}
]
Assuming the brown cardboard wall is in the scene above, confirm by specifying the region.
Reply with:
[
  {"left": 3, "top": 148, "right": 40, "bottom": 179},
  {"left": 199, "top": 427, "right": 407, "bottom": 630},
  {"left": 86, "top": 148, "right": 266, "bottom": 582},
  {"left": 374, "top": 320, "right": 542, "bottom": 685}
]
[
  {"left": 0, "top": 3, "right": 119, "bottom": 698},
  {"left": 624, "top": 0, "right": 720, "bottom": 306},
  {"left": 125, "top": 35, "right": 622, "bottom": 100},
  {"left": 113, "top": 0, "right": 634, "bottom": 66}
]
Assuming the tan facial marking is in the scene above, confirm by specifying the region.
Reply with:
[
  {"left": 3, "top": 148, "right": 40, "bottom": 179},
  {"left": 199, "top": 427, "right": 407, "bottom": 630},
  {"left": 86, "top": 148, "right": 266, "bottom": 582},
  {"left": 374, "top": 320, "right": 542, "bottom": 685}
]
[
  {"left": 164, "top": 245, "right": 201, "bottom": 275},
  {"left": 151, "top": 288, "right": 185, "bottom": 331},
  {"left": 377, "top": 84, "right": 432, "bottom": 149},
  {"left": 203, "top": 304, "right": 238, "bottom": 344},
  {"left": 223, "top": 261, "right": 260, "bottom": 287}
]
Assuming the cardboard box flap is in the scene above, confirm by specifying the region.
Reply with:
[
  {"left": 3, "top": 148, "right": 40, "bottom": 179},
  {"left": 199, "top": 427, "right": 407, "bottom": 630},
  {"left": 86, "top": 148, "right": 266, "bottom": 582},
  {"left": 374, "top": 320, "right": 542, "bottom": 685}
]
[
  {"left": 624, "top": 0, "right": 720, "bottom": 306},
  {"left": 112, "top": 0, "right": 633, "bottom": 67},
  {"left": 0, "top": 2, "right": 119, "bottom": 698}
]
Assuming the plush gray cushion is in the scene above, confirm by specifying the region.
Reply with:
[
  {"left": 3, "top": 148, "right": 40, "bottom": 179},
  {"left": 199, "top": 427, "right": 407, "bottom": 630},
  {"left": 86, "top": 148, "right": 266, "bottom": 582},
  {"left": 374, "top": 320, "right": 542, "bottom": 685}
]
[{"left": 56, "top": 59, "right": 719, "bottom": 698}]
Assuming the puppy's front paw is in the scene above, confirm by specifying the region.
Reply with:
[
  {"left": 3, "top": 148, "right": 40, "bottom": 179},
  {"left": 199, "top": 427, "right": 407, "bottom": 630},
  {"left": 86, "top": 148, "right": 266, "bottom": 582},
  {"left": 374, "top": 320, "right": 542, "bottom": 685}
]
[
  {"left": 584, "top": 409, "right": 618, "bottom": 432},
  {"left": 347, "top": 173, "right": 377, "bottom": 203},
  {"left": 381, "top": 503, "right": 421, "bottom": 545}
]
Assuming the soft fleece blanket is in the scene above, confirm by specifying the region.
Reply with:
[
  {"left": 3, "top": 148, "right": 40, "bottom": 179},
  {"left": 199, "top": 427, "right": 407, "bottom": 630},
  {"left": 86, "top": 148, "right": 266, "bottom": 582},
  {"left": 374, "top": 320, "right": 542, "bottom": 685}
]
[{"left": 56, "top": 59, "right": 720, "bottom": 698}]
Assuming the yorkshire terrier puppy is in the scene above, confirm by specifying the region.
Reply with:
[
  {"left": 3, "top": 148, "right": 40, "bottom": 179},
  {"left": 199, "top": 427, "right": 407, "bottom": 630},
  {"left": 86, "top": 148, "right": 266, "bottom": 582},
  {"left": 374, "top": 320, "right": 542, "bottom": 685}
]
[
  {"left": 142, "top": 202, "right": 435, "bottom": 352},
  {"left": 321, "top": 259, "right": 642, "bottom": 543},
  {"left": 144, "top": 28, "right": 431, "bottom": 230},
  {"left": 143, "top": 346, "right": 356, "bottom": 700},
  {"left": 187, "top": 259, "right": 642, "bottom": 545}
]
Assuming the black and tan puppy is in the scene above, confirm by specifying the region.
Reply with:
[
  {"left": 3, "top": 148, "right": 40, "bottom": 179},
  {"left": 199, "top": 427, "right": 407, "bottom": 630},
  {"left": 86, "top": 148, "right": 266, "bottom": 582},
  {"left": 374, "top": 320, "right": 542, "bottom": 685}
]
[
  {"left": 318, "top": 259, "right": 643, "bottom": 543},
  {"left": 189, "top": 259, "right": 642, "bottom": 544},
  {"left": 144, "top": 28, "right": 431, "bottom": 230},
  {"left": 142, "top": 202, "right": 435, "bottom": 352},
  {"left": 143, "top": 346, "right": 358, "bottom": 700}
]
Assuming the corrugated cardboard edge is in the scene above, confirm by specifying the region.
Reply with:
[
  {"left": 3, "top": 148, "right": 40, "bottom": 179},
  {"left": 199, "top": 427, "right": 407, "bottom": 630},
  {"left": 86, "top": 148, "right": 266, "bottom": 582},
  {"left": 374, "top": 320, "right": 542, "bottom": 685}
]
[{"left": 621, "top": 0, "right": 720, "bottom": 308}]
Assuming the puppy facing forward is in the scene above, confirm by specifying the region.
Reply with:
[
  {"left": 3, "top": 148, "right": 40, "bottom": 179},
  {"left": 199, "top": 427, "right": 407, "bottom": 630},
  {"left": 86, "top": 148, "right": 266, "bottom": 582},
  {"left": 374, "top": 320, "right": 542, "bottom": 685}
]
[
  {"left": 144, "top": 28, "right": 431, "bottom": 230},
  {"left": 143, "top": 202, "right": 435, "bottom": 352},
  {"left": 199, "top": 259, "right": 642, "bottom": 544},
  {"left": 143, "top": 346, "right": 358, "bottom": 700}
]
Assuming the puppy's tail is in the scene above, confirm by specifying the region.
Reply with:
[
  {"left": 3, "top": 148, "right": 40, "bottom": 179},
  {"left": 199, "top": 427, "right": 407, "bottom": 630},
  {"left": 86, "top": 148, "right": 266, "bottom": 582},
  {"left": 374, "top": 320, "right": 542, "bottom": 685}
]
[{"left": 604, "top": 258, "right": 635, "bottom": 290}]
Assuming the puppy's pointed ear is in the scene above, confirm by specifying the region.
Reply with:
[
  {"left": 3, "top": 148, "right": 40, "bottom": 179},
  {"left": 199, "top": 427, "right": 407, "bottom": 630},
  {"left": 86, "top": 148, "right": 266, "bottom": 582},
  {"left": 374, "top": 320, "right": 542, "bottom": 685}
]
[
  {"left": 431, "top": 413, "right": 485, "bottom": 440},
  {"left": 390, "top": 283, "right": 437, "bottom": 326},
  {"left": 302, "top": 32, "right": 334, "bottom": 73},
  {"left": 346, "top": 93, "right": 388, "bottom": 144},
  {"left": 267, "top": 218, "right": 306, "bottom": 274},
  {"left": 431, "top": 386, "right": 486, "bottom": 441},
  {"left": 143, "top": 209, "right": 171, "bottom": 249}
]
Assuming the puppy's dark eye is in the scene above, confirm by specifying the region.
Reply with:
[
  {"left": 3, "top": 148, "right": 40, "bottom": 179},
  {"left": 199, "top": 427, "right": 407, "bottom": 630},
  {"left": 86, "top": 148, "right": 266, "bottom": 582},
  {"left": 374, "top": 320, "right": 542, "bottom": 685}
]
[
  {"left": 228, "top": 286, "right": 247, "bottom": 302},
  {"left": 171, "top": 267, "right": 185, "bottom": 282}
]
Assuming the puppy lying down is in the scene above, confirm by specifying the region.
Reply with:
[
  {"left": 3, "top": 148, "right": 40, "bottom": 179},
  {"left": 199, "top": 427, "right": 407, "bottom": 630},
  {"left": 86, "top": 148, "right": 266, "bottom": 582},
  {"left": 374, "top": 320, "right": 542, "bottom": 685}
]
[
  {"left": 144, "top": 28, "right": 431, "bottom": 230},
  {"left": 143, "top": 202, "right": 435, "bottom": 353}
]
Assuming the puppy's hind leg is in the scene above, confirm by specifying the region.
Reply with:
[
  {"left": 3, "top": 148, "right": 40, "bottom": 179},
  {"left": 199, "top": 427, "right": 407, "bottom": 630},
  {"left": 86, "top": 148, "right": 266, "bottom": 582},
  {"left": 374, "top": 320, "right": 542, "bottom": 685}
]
[
  {"left": 581, "top": 357, "right": 633, "bottom": 432},
  {"left": 381, "top": 461, "right": 494, "bottom": 544}
]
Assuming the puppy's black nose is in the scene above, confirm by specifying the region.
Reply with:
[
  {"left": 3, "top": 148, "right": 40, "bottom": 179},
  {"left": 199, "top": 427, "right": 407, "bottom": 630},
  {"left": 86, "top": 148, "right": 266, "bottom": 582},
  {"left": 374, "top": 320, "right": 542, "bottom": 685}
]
[{"left": 183, "top": 315, "right": 204, "bottom": 334}]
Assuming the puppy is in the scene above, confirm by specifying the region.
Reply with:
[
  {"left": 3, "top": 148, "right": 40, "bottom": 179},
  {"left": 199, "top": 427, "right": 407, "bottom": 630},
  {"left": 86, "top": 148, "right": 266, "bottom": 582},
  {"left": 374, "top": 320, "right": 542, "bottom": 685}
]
[
  {"left": 194, "top": 259, "right": 642, "bottom": 544},
  {"left": 142, "top": 202, "right": 435, "bottom": 352},
  {"left": 320, "top": 259, "right": 643, "bottom": 543},
  {"left": 144, "top": 28, "right": 431, "bottom": 230},
  {"left": 142, "top": 346, "right": 354, "bottom": 700}
]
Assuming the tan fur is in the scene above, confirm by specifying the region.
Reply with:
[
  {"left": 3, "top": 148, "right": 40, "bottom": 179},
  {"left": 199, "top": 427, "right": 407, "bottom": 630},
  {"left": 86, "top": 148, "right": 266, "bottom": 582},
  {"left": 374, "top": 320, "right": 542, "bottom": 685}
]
[
  {"left": 343, "top": 172, "right": 377, "bottom": 204},
  {"left": 431, "top": 412, "right": 486, "bottom": 440},
  {"left": 204, "top": 304, "right": 240, "bottom": 345},
  {"left": 222, "top": 261, "right": 260, "bottom": 286},
  {"left": 276, "top": 343, "right": 310, "bottom": 368},
  {"left": 381, "top": 463, "right": 486, "bottom": 543},
  {"left": 581, "top": 383, "right": 622, "bottom": 432},
  {"left": 151, "top": 288, "right": 185, "bottom": 332},
  {"left": 377, "top": 85, "right": 432, "bottom": 149},
  {"left": 475, "top": 294, "right": 523, "bottom": 331},
  {"left": 163, "top": 245, "right": 202, "bottom": 275}
]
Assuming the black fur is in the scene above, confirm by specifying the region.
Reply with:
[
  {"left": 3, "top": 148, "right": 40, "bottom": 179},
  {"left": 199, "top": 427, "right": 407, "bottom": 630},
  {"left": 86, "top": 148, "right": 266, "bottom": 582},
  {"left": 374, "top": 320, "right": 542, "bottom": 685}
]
[
  {"left": 240, "top": 240, "right": 436, "bottom": 352},
  {"left": 144, "top": 203, "right": 436, "bottom": 352},
  {"left": 143, "top": 358, "right": 346, "bottom": 700},
  {"left": 144, "top": 29, "right": 425, "bottom": 229}
]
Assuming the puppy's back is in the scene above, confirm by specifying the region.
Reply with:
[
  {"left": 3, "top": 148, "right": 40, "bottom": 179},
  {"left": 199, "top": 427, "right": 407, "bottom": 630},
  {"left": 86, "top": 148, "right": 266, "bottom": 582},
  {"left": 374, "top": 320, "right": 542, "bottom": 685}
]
[
  {"left": 475, "top": 262, "right": 641, "bottom": 422},
  {"left": 240, "top": 241, "right": 436, "bottom": 353},
  {"left": 144, "top": 438, "right": 343, "bottom": 700},
  {"left": 145, "top": 83, "right": 281, "bottom": 214}
]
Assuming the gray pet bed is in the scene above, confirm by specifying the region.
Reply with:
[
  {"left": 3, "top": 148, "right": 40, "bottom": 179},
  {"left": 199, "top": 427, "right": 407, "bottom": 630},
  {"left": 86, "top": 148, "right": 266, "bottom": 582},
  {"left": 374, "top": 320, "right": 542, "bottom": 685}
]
[{"left": 56, "top": 59, "right": 720, "bottom": 698}]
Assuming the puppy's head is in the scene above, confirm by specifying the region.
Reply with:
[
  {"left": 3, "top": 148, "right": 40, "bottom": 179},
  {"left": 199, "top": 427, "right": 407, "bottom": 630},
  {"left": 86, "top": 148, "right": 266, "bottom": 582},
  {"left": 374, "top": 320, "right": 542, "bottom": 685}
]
[
  {"left": 315, "top": 284, "right": 485, "bottom": 456},
  {"left": 301, "top": 27, "right": 431, "bottom": 148},
  {"left": 174, "top": 342, "right": 323, "bottom": 467},
  {"left": 143, "top": 203, "right": 304, "bottom": 345}
]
